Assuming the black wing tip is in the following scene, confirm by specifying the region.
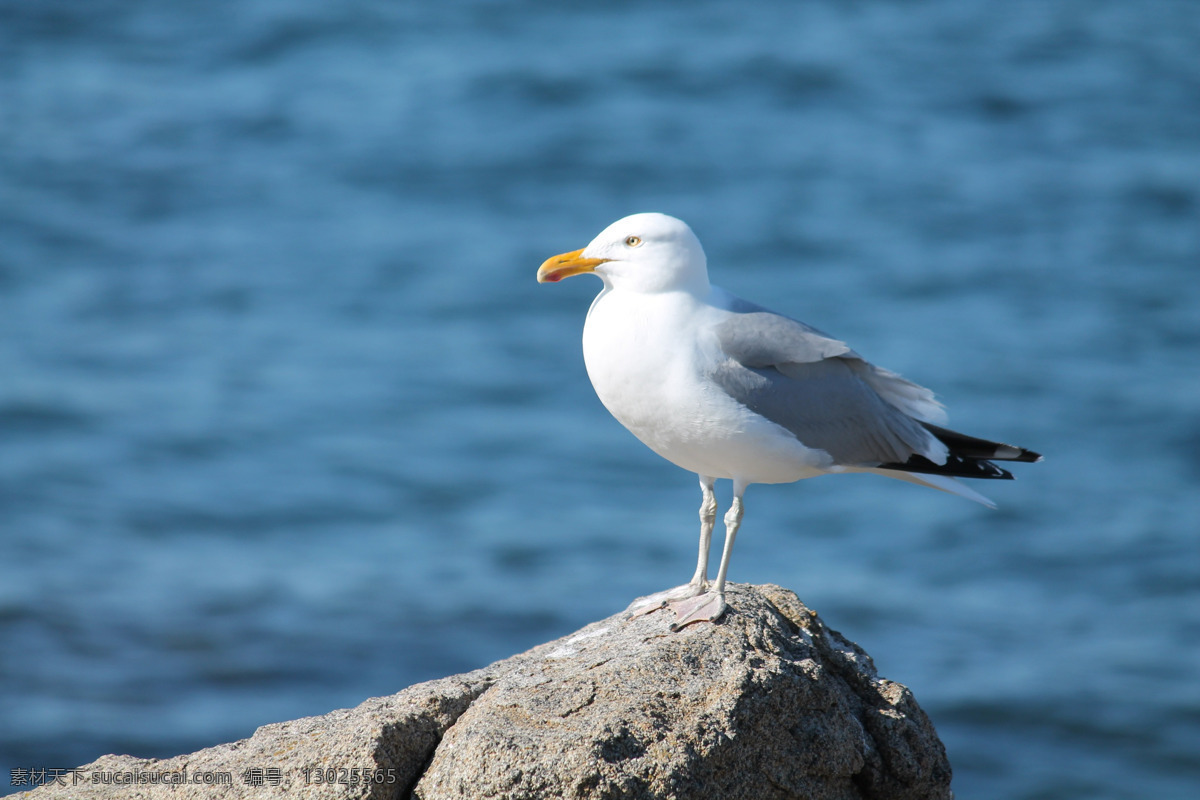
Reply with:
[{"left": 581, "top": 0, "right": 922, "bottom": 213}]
[
  {"left": 879, "top": 454, "right": 1016, "bottom": 480},
  {"left": 880, "top": 425, "right": 1043, "bottom": 480},
  {"left": 993, "top": 443, "right": 1042, "bottom": 463},
  {"left": 921, "top": 423, "right": 1041, "bottom": 463}
]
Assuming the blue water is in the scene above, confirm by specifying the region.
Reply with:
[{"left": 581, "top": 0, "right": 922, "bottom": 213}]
[{"left": 2, "top": 1, "right": 1198, "bottom": 797}]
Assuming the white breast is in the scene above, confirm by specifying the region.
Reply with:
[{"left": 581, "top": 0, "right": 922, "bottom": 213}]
[{"left": 582, "top": 288, "right": 831, "bottom": 484}]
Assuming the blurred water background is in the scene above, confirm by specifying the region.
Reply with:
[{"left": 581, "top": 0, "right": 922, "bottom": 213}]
[{"left": 2, "top": 1, "right": 1199, "bottom": 797}]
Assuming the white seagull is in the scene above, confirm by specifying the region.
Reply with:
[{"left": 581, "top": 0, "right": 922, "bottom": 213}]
[{"left": 537, "top": 213, "right": 1040, "bottom": 629}]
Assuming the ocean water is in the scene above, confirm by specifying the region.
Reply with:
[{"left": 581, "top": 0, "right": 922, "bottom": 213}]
[{"left": 2, "top": 1, "right": 1198, "bottom": 797}]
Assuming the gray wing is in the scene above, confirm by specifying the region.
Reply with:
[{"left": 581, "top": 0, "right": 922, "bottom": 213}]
[
  {"left": 711, "top": 310, "right": 857, "bottom": 365},
  {"left": 711, "top": 312, "right": 944, "bottom": 466}
]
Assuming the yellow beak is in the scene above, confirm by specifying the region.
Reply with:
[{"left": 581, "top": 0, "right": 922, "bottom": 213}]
[{"left": 536, "top": 249, "right": 610, "bottom": 283}]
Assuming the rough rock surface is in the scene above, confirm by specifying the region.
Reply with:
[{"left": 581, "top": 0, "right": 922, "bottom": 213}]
[{"left": 17, "top": 584, "right": 952, "bottom": 800}]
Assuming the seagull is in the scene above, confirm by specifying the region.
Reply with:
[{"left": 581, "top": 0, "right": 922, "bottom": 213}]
[{"left": 537, "top": 213, "right": 1041, "bottom": 629}]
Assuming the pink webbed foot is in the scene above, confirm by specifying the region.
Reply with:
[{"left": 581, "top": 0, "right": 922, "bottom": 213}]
[
  {"left": 667, "top": 591, "right": 727, "bottom": 630},
  {"left": 626, "top": 583, "right": 707, "bottom": 619}
]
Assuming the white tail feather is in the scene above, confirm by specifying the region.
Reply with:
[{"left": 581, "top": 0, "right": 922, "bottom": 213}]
[{"left": 866, "top": 468, "right": 997, "bottom": 508}]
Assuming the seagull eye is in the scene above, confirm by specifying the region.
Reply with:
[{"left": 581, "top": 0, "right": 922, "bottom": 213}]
[{"left": 624, "top": 236, "right": 642, "bottom": 247}]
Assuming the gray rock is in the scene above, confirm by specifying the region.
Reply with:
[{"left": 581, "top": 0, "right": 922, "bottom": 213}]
[{"left": 15, "top": 584, "right": 951, "bottom": 800}]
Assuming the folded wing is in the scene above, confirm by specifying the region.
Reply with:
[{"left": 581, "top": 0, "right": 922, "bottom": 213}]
[{"left": 710, "top": 309, "right": 1041, "bottom": 479}]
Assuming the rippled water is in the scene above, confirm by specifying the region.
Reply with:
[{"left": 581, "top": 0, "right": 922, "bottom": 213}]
[{"left": 3, "top": 1, "right": 1199, "bottom": 797}]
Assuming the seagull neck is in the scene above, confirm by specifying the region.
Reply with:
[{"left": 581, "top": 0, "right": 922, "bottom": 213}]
[{"left": 651, "top": 271, "right": 711, "bottom": 297}]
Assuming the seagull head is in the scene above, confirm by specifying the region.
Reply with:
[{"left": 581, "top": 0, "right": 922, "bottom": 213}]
[{"left": 537, "top": 213, "right": 710, "bottom": 294}]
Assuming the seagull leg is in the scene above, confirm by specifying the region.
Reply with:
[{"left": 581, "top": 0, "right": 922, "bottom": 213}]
[
  {"left": 627, "top": 476, "right": 717, "bottom": 617},
  {"left": 669, "top": 484, "right": 745, "bottom": 629},
  {"left": 688, "top": 476, "right": 718, "bottom": 591}
]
